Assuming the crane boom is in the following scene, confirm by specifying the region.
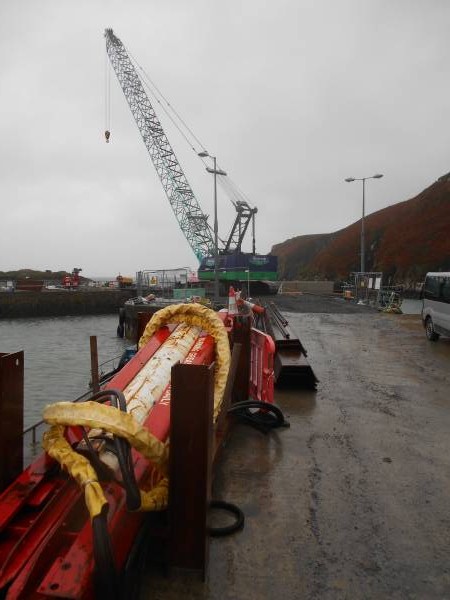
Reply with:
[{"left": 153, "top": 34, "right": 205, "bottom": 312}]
[{"left": 105, "top": 28, "right": 215, "bottom": 261}]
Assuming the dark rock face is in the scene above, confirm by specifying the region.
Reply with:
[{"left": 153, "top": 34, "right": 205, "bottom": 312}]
[{"left": 273, "top": 175, "right": 450, "bottom": 282}]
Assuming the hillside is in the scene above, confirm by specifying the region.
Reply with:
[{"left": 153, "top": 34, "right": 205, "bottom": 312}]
[
  {"left": 272, "top": 174, "right": 450, "bottom": 282},
  {"left": 0, "top": 269, "right": 90, "bottom": 283}
]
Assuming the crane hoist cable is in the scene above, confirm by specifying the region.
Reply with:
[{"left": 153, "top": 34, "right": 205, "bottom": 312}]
[
  {"left": 104, "top": 29, "right": 259, "bottom": 258},
  {"left": 126, "top": 44, "right": 256, "bottom": 215},
  {"left": 105, "top": 28, "right": 217, "bottom": 260},
  {"left": 107, "top": 32, "right": 254, "bottom": 212},
  {"left": 104, "top": 48, "right": 111, "bottom": 143},
  {"left": 128, "top": 49, "right": 207, "bottom": 155},
  {"left": 218, "top": 176, "right": 252, "bottom": 208},
  {"left": 131, "top": 57, "right": 199, "bottom": 155}
]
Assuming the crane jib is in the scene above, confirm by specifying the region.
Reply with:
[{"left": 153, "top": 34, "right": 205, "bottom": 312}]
[{"left": 104, "top": 28, "right": 215, "bottom": 262}]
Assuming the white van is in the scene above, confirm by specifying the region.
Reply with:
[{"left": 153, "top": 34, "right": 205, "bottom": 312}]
[{"left": 422, "top": 272, "right": 450, "bottom": 341}]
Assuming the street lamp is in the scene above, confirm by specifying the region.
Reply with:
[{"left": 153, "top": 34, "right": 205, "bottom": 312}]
[
  {"left": 345, "top": 173, "right": 383, "bottom": 273},
  {"left": 198, "top": 151, "right": 227, "bottom": 302}
]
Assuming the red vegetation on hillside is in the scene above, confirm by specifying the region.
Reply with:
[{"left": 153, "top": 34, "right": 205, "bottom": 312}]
[{"left": 273, "top": 175, "right": 450, "bottom": 282}]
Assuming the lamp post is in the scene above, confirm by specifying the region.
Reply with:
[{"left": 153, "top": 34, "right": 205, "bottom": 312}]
[
  {"left": 198, "top": 151, "right": 227, "bottom": 302},
  {"left": 345, "top": 174, "right": 383, "bottom": 273},
  {"left": 245, "top": 269, "right": 250, "bottom": 298}
]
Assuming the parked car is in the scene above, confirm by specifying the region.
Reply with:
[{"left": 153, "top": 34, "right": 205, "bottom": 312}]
[{"left": 421, "top": 272, "right": 450, "bottom": 341}]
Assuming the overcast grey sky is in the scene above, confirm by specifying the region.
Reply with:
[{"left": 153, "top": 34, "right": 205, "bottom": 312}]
[{"left": 1, "top": 0, "right": 449, "bottom": 278}]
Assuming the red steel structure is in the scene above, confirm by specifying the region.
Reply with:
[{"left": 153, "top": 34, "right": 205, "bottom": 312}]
[{"left": 0, "top": 312, "right": 276, "bottom": 599}]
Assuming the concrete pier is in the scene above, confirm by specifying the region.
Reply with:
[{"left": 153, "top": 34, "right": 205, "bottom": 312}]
[{"left": 139, "top": 300, "right": 450, "bottom": 599}]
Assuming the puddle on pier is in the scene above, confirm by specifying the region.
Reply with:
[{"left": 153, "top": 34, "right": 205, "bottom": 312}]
[{"left": 275, "top": 387, "right": 317, "bottom": 417}]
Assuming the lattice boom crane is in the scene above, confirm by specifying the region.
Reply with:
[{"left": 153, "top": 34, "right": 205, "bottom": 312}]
[
  {"left": 105, "top": 29, "right": 278, "bottom": 290},
  {"left": 105, "top": 28, "right": 215, "bottom": 261}
]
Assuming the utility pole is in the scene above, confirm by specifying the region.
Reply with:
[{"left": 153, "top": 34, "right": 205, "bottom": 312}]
[
  {"left": 345, "top": 174, "right": 384, "bottom": 273},
  {"left": 198, "top": 152, "right": 227, "bottom": 302}
]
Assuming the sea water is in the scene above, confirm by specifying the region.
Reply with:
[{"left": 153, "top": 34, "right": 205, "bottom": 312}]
[{"left": 0, "top": 314, "right": 128, "bottom": 428}]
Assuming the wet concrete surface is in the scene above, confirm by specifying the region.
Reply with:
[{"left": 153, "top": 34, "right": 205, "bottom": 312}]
[{"left": 141, "top": 295, "right": 450, "bottom": 599}]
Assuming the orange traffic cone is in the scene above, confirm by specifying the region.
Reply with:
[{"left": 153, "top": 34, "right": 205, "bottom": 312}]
[{"left": 228, "top": 286, "right": 237, "bottom": 316}]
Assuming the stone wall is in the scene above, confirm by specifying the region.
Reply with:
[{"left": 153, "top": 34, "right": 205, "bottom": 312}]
[
  {"left": 0, "top": 290, "right": 135, "bottom": 319},
  {"left": 279, "top": 280, "right": 334, "bottom": 295}
]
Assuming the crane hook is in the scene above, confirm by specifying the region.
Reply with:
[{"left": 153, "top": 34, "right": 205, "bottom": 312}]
[{"left": 105, "top": 130, "right": 111, "bottom": 143}]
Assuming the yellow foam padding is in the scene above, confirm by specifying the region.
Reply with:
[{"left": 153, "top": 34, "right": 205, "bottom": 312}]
[
  {"left": 138, "top": 302, "right": 231, "bottom": 420},
  {"left": 42, "top": 425, "right": 108, "bottom": 519},
  {"left": 43, "top": 401, "right": 169, "bottom": 474},
  {"left": 140, "top": 477, "right": 169, "bottom": 511}
]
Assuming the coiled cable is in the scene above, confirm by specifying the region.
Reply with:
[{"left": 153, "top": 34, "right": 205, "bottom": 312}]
[{"left": 228, "top": 400, "right": 290, "bottom": 434}]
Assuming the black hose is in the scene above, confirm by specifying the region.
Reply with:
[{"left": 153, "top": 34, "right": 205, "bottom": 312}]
[
  {"left": 80, "top": 428, "right": 116, "bottom": 482},
  {"left": 78, "top": 390, "right": 142, "bottom": 600},
  {"left": 208, "top": 401, "right": 289, "bottom": 540},
  {"left": 208, "top": 500, "right": 245, "bottom": 537},
  {"left": 92, "top": 510, "right": 119, "bottom": 600},
  {"left": 228, "top": 400, "right": 290, "bottom": 434},
  {"left": 119, "top": 514, "right": 158, "bottom": 598},
  {"left": 87, "top": 389, "right": 141, "bottom": 511}
]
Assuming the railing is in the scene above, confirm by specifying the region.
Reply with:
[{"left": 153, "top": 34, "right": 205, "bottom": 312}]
[
  {"left": 22, "top": 388, "right": 94, "bottom": 465},
  {"left": 22, "top": 344, "right": 126, "bottom": 465},
  {"left": 97, "top": 353, "right": 124, "bottom": 380}
]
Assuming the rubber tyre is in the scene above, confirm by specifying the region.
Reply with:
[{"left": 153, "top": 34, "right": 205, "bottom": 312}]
[{"left": 425, "top": 317, "right": 439, "bottom": 341}]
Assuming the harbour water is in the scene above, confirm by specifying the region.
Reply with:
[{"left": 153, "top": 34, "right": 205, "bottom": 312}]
[
  {"left": 0, "top": 314, "right": 127, "bottom": 428},
  {"left": 0, "top": 298, "right": 423, "bottom": 432}
]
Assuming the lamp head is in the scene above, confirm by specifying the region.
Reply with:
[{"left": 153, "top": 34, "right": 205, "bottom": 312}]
[
  {"left": 198, "top": 151, "right": 209, "bottom": 158},
  {"left": 345, "top": 177, "right": 355, "bottom": 182},
  {"left": 206, "top": 166, "right": 227, "bottom": 176},
  {"left": 373, "top": 173, "right": 383, "bottom": 179}
]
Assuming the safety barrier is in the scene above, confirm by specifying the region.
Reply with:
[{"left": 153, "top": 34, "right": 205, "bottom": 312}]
[{"left": 249, "top": 328, "right": 275, "bottom": 404}]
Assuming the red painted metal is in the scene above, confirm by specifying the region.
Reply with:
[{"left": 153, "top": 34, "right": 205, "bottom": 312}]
[
  {"left": 249, "top": 328, "right": 275, "bottom": 404},
  {"left": 0, "top": 480, "right": 82, "bottom": 591},
  {"left": 0, "top": 329, "right": 173, "bottom": 595},
  {"left": 108, "top": 324, "right": 174, "bottom": 390},
  {"left": 0, "top": 453, "right": 53, "bottom": 533},
  {"left": 37, "top": 333, "right": 216, "bottom": 599},
  {"left": 0, "top": 323, "right": 216, "bottom": 599}
]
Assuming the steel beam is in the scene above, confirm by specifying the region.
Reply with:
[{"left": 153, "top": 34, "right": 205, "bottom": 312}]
[
  {"left": 0, "top": 351, "right": 24, "bottom": 492},
  {"left": 168, "top": 362, "right": 215, "bottom": 578}
]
